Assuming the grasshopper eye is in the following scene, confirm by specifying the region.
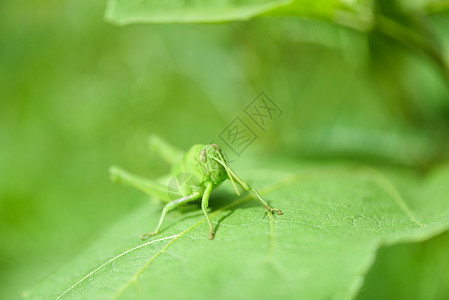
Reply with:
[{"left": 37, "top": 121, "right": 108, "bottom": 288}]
[
  {"left": 211, "top": 144, "right": 221, "bottom": 152},
  {"left": 200, "top": 148, "right": 207, "bottom": 162}
]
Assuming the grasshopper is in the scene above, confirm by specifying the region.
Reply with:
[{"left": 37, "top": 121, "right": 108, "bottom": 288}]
[{"left": 110, "top": 136, "right": 282, "bottom": 240}]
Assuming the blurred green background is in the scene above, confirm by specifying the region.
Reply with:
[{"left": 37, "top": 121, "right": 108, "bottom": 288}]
[{"left": 1, "top": 0, "right": 449, "bottom": 299}]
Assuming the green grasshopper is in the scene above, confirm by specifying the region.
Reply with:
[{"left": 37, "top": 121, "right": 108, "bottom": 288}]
[{"left": 110, "top": 136, "right": 282, "bottom": 240}]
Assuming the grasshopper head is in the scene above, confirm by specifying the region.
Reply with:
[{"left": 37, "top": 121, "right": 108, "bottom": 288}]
[
  {"left": 199, "top": 144, "right": 242, "bottom": 195},
  {"left": 200, "top": 144, "right": 229, "bottom": 185}
]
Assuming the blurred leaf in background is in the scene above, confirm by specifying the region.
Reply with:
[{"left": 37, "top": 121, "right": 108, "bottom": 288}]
[{"left": 1, "top": 0, "right": 449, "bottom": 299}]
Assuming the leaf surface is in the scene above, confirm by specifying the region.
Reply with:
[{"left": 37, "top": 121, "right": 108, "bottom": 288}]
[
  {"left": 104, "top": 0, "right": 292, "bottom": 25},
  {"left": 26, "top": 160, "right": 449, "bottom": 299},
  {"left": 104, "top": 0, "right": 358, "bottom": 25}
]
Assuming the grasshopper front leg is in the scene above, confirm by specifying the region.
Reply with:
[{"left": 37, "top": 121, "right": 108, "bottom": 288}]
[
  {"left": 201, "top": 182, "right": 215, "bottom": 240},
  {"left": 141, "top": 193, "right": 201, "bottom": 239},
  {"left": 209, "top": 156, "right": 282, "bottom": 216},
  {"left": 244, "top": 183, "right": 283, "bottom": 215},
  {"left": 231, "top": 171, "right": 282, "bottom": 215},
  {"left": 110, "top": 166, "right": 202, "bottom": 239}
]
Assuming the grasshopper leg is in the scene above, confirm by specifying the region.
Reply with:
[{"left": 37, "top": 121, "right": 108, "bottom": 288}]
[
  {"left": 201, "top": 182, "right": 215, "bottom": 240},
  {"left": 230, "top": 171, "right": 282, "bottom": 215},
  {"left": 109, "top": 166, "right": 170, "bottom": 202},
  {"left": 247, "top": 184, "right": 283, "bottom": 215},
  {"left": 141, "top": 193, "right": 200, "bottom": 240},
  {"left": 208, "top": 156, "right": 282, "bottom": 216},
  {"left": 148, "top": 135, "right": 184, "bottom": 168}
]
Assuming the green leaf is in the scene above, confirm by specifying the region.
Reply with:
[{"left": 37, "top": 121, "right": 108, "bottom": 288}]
[
  {"left": 104, "top": 0, "right": 293, "bottom": 25},
  {"left": 26, "top": 160, "right": 449, "bottom": 299},
  {"left": 103, "top": 0, "right": 366, "bottom": 25},
  {"left": 398, "top": 0, "right": 449, "bottom": 14}
]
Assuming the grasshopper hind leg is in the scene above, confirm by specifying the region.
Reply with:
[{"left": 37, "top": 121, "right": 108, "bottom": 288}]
[
  {"left": 109, "top": 166, "right": 171, "bottom": 202},
  {"left": 148, "top": 135, "right": 184, "bottom": 168}
]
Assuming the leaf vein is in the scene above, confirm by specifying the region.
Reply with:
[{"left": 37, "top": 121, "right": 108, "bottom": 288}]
[{"left": 56, "top": 234, "right": 180, "bottom": 299}]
